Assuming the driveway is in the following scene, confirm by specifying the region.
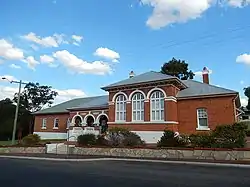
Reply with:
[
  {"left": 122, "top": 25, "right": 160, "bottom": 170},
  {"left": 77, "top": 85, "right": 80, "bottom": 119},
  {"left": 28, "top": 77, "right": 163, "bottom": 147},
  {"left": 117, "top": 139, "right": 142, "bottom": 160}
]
[{"left": 0, "top": 158, "right": 250, "bottom": 187}]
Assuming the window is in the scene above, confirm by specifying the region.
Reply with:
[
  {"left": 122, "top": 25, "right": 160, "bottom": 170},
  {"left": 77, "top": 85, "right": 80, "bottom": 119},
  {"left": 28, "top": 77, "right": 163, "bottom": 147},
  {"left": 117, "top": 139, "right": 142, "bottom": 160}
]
[
  {"left": 66, "top": 118, "right": 71, "bottom": 129},
  {"left": 197, "top": 108, "right": 209, "bottom": 129},
  {"left": 115, "top": 94, "right": 126, "bottom": 121},
  {"left": 53, "top": 118, "right": 59, "bottom": 129},
  {"left": 132, "top": 92, "right": 144, "bottom": 121},
  {"left": 42, "top": 118, "right": 47, "bottom": 129},
  {"left": 150, "top": 91, "right": 165, "bottom": 121}
]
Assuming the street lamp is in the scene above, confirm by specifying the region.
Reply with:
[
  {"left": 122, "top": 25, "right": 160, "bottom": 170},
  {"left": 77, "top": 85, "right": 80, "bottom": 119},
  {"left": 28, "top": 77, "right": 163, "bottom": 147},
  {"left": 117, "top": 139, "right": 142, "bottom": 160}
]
[{"left": 2, "top": 77, "right": 27, "bottom": 145}]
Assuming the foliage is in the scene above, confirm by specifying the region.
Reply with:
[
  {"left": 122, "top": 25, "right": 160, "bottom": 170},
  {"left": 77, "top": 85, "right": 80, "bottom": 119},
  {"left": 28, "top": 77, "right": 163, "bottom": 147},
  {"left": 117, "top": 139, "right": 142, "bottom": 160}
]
[
  {"left": 13, "top": 82, "right": 58, "bottom": 113},
  {"left": 77, "top": 134, "right": 97, "bottom": 146},
  {"left": 0, "top": 98, "right": 31, "bottom": 141},
  {"left": 244, "top": 87, "right": 250, "bottom": 110},
  {"left": 246, "top": 130, "right": 250, "bottom": 137},
  {"left": 21, "top": 134, "right": 41, "bottom": 146},
  {"left": 104, "top": 127, "right": 144, "bottom": 147},
  {"left": 161, "top": 57, "right": 195, "bottom": 80},
  {"left": 212, "top": 122, "right": 247, "bottom": 148},
  {"left": 157, "top": 130, "right": 188, "bottom": 147},
  {"left": 189, "top": 133, "right": 215, "bottom": 148}
]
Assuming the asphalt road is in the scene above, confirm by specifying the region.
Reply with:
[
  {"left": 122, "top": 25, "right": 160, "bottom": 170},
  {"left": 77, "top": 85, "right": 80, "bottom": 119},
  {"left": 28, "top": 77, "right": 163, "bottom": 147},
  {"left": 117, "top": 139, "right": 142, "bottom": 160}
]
[{"left": 1, "top": 158, "right": 250, "bottom": 187}]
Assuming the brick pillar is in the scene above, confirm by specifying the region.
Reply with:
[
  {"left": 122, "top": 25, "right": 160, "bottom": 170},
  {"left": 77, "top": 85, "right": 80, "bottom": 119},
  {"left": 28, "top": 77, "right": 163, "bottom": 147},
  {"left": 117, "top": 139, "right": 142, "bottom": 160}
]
[
  {"left": 126, "top": 102, "right": 132, "bottom": 122},
  {"left": 109, "top": 103, "right": 115, "bottom": 122},
  {"left": 165, "top": 100, "right": 178, "bottom": 131},
  {"left": 144, "top": 100, "right": 150, "bottom": 121}
]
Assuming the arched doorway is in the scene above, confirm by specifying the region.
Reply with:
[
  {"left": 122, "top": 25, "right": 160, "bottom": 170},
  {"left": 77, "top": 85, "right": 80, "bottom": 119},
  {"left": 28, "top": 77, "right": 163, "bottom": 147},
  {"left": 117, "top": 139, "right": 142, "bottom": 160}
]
[
  {"left": 75, "top": 116, "right": 82, "bottom": 127},
  {"left": 86, "top": 116, "right": 95, "bottom": 127},
  {"left": 98, "top": 115, "right": 108, "bottom": 134}
]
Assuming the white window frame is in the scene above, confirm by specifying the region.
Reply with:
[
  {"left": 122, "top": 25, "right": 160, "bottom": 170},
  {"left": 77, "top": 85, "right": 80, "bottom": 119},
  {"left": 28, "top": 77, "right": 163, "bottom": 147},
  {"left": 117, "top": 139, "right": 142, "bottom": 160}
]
[
  {"left": 42, "top": 118, "right": 47, "bottom": 129},
  {"left": 196, "top": 108, "right": 210, "bottom": 130},
  {"left": 115, "top": 94, "right": 126, "bottom": 122},
  {"left": 132, "top": 92, "right": 144, "bottom": 121},
  {"left": 150, "top": 91, "right": 165, "bottom": 121},
  {"left": 53, "top": 118, "right": 59, "bottom": 129}
]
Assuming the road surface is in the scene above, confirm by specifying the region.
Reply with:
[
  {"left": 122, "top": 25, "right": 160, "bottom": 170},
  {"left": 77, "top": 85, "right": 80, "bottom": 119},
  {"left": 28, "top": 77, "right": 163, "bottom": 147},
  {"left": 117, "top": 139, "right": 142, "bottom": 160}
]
[{"left": 0, "top": 158, "right": 250, "bottom": 187}]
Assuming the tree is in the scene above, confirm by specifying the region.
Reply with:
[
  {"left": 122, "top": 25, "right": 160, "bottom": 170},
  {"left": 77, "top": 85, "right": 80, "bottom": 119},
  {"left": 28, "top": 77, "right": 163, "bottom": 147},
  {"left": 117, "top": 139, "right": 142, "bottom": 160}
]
[
  {"left": 244, "top": 87, "right": 250, "bottom": 110},
  {"left": 161, "top": 57, "right": 195, "bottom": 80},
  {"left": 13, "top": 82, "right": 58, "bottom": 134},
  {"left": 14, "top": 82, "right": 58, "bottom": 113}
]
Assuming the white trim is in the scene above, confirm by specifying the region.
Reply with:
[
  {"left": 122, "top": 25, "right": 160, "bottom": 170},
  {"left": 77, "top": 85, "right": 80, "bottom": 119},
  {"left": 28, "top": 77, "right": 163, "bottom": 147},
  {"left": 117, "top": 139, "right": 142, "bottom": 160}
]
[
  {"left": 131, "top": 92, "right": 145, "bottom": 121},
  {"left": 108, "top": 121, "right": 178, "bottom": 124},
  {"left": 53, "top": 118, "right": 59, "bottom": 129},
  {"left": 83, "top": 114, "right": 96, "bottom": 124},
  {"left": 196, "top": 108, "right": 209, "bottom": 130},
  {"left": 165, "top": 96, "right": 177, "bottom": 102},
  {"left": 108, "top": 101, "right": 114, "bottom": 105},
  {"left": 111, "top": 91, "right": 128, "bottom": 102},
  {"left": 95, "top": 113, "right": 109, "bottom": 124},
  {"left": 146, "top": 87, "right": 167, "bottom": 99},
  {"left": 71, "top": 112, "right": 84, "bottom": 126},
  {"left": 33, "top": 132, "right": 67, "bottom": 140},
  {"left": 128, "top": 89, "right": 146, "bottom": 101},
  {"left": 196, "top": 127, "right": 210, "bottom": 131}
]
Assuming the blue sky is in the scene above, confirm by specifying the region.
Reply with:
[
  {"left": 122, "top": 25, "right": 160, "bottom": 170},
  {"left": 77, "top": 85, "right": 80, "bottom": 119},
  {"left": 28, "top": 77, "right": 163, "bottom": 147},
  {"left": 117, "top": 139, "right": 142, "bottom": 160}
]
[{"left": 0, "top": 0, "right": 250, "bottom": 105}]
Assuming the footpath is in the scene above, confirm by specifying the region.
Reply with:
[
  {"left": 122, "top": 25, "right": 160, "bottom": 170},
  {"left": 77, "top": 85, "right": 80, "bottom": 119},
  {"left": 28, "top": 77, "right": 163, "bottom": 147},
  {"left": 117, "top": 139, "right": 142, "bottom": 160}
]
[{"left": 1, "top": 153, "right": 250, "bottom": 168}]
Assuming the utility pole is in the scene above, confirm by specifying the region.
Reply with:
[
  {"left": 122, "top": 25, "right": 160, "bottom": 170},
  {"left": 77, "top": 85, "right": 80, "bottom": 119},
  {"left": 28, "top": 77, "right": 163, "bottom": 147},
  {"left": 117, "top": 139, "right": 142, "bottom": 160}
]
[{"left": 1, "top": 78, "right": 27, "bottom": 145}]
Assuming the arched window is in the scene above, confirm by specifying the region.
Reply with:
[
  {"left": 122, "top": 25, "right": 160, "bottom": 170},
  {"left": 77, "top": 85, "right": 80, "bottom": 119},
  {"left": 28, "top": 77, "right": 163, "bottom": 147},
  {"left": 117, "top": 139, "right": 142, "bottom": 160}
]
[
  {"left": 132, "top": 92, "right": 144, "bottom": 121},
  {"left": 115, "top": 94, "right": 126, "bottom": 121},
  {"left": 150, "top": 91, "right": 165, "bottom": 121}
]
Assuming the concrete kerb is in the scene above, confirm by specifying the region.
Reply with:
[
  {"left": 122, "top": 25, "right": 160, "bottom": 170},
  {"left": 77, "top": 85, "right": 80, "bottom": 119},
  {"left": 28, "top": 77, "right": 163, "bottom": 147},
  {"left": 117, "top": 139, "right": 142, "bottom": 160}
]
[{"left": 1, "top": 155, "right": 250, "bottom": 168}]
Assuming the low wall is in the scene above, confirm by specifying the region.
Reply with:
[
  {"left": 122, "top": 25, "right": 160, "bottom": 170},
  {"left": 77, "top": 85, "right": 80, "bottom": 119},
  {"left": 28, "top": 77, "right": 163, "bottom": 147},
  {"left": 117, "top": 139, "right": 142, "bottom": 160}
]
[
  {"left": 0, "top": 147, "right": 46, "bottom": 154},
  {"left": 73, "top": 147, "right": 250, "bottom": 161}
]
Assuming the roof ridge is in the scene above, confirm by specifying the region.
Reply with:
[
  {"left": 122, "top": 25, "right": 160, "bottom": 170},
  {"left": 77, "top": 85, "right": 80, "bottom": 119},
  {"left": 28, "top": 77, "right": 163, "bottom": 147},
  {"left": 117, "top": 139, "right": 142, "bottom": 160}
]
[{"left": 185, "top": 79, "right": 237, "bottom": 92}]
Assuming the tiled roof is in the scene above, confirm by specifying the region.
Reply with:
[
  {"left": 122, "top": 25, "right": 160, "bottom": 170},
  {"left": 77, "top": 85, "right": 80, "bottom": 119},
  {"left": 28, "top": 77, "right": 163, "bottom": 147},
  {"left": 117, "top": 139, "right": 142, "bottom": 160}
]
[
  {"left": 102, "top": 71, "right": 179, "bottom": 90},
  {"left": 177, "top": 80, "right": 237, "bottom": 98},
  {"left": 34, "top": 95, "right": 108, "bottom": 114}
]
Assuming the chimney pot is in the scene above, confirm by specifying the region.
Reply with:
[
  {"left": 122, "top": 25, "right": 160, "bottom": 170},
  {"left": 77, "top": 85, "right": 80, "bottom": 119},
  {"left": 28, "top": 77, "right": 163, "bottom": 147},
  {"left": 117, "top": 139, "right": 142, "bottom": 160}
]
[
  {"left": 129, "top": 71, "right": 135, "bottom": 78},
  {"left": 202, "top": 67, "right": 209, "bottom": 84}
]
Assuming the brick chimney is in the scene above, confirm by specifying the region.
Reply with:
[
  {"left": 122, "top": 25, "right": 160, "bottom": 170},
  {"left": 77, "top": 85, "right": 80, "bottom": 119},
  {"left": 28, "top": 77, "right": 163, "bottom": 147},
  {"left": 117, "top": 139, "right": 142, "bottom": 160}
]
[
  {"left": 202, "top": 67, "right": 209, "bottom": 84},
  {"left": 129, "top": 71, "right": 135, "bottom": 78}
]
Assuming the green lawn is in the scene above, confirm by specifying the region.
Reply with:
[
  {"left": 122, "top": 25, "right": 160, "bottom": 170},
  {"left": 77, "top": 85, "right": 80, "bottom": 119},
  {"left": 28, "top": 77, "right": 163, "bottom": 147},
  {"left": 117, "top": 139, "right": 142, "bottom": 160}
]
[{"left": 0, "top": 140, "right": 18, "bottom": 146}]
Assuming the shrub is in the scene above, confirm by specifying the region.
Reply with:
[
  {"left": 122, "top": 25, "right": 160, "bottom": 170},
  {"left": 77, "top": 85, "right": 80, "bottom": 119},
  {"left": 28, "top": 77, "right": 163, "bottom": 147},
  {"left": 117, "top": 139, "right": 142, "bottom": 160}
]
[
  {"left": 22, "top": 134, "right": 41, "bottom": 146},
  {"left": 157, "top": 130, "right": 188, "bottom": 147},
  {"left": 104, "top": 127, "right": 144, "bottom": 147},
  {"left": 77, "top": 134, "right": 96, "bottom": 146},
  {"left": 246, "top": 130, "right": 250, "bottom": 137},
  {"left": 211, "top": 122, "right": 247, "bottom": 148},
  {"left": 189, "top": 133, "right": 215, "bottom": 148}
]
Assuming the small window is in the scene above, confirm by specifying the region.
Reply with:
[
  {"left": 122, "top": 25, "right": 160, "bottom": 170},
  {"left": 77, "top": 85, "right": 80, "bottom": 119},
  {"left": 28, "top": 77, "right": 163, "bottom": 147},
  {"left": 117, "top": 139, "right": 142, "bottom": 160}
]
[
  {"left": 197, "top": 108, "right": 209, "bottom": 129},
  {"left": 42, "top": 118, "right": 47, "bottom": 129},
  {"left": 66, "top": 118, "right": 71, "bottom": 129},
  {"left": 54, "top": 118, "right": 59, "bottom": 129}
]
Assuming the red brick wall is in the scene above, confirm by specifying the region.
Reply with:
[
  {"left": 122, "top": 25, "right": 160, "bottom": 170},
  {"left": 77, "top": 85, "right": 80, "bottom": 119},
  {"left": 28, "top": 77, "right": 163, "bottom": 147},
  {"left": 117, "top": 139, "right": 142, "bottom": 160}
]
[
  {"left": 109, "top": 123, "right": 178, "bottom": 131},
  {"left": 177, "top": 95, "right": 236, "bottom": 134},
  {"left": 34, "top": 113, "right": 69, "bottom": 133}
]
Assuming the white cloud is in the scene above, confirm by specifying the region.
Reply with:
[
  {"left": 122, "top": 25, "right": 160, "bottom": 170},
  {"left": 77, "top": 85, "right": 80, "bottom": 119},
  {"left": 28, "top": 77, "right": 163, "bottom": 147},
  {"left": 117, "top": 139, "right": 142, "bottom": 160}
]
[
  {"left": 72, "top": 35, "right": 83, "bottom": 43},
  {"left": 0, "top": 39, "right": 24, "bottom": 60},
  {"left": 23, "top": 32, "right": 68, "bottom": 48},
  {"left": 53, "top": 50, "right": 112, "bottom": 75},
  {"left": 140, "top": 0, "right": 250, "bottom": 29},
  {"left": 9, "top": 64, "right": 21, "bottom": 69},
  {"left": 94, "top": 47, "right": 120, "bottom": 62},
  {"left": 22, "top": 56, "right": 40, "bottom": 70},
  {"left": 0, "top": 75, "right": 17, "bottom": 82},
  {"left": 236, "top": 53, "right": 250, "bottom": 65},
  {"left": 241, "top": 96, "right": 248, "bottom": 106},
  {"left": 194, "top": 67, "right": 213, "bottom": 76},
  {"left": 0, "top": 84, "right": 87, "bottom": 106},
  {"left": 40, "top": 55, "right": 54, "bottom": 64}
]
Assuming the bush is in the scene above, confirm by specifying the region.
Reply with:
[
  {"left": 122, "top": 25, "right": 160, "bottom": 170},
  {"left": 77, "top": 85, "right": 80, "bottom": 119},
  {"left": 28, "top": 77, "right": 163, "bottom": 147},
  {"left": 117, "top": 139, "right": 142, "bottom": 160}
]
[
  {"left": 211, "top": 122, "right": 247, "bottom": 148},
  {"left": 157, "top": 130, "right": 188, "bottom": 147},
  {"left": 246, "top": 130, "right": 250, "bottom": 137},
  {"left": 104, "top": 127, "right": 144, "bottom": 147},
  {"left": 77, "top": 134, "right": 96, "bottom": 146},
  {"left": 189, "top": 133, "right": 215, "bottom": 148},
  {"left": 22, "top": 134, "right": 41, "bottom": 146}
]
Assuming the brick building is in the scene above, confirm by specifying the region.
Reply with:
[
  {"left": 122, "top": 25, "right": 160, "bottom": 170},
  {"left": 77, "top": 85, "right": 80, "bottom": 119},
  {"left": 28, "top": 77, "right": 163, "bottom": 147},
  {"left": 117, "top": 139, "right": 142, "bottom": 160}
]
[{"left": 33, "top": 68, "right": 241, "bottom": 143}]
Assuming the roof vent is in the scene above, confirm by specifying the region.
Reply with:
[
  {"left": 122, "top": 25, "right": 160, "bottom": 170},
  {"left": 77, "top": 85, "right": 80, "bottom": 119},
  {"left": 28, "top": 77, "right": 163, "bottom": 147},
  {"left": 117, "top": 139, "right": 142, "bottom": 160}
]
[{"left": 129, "top": 71, "right": 135, "bottom": 78}]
